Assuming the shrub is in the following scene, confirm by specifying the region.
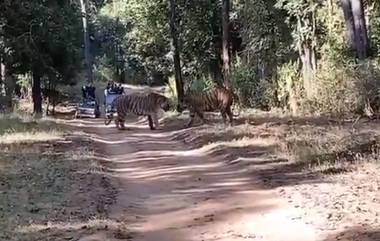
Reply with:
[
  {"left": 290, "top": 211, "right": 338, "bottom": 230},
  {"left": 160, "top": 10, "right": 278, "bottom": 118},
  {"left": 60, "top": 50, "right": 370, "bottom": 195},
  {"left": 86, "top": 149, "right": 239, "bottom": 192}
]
[
  {"left": 189, "top": 77, "right": 216, "bottom": 92},
  {"left": 310, "top": 59, "right": 380, "bottom": 116},
  {"left": 232, "top": 61, "right": 276, "bottom": 110}
]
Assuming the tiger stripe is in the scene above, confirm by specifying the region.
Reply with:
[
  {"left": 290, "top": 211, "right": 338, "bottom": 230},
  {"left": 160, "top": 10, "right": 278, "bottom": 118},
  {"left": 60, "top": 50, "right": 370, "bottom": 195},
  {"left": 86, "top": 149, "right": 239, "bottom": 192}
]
[
  {"left": 104, "top": 92, "right": 170, "bottom": 130},
  {"left": 183, "top": 86, "right": 239, "bottom": 127}
]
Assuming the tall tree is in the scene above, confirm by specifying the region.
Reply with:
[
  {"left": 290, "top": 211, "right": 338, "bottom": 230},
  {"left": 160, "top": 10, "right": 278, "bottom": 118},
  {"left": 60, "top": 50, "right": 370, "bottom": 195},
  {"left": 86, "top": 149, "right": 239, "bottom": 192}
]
[
  {"left": 341, "top": 0, "right": 370, "bottom": 59},
  {"left": 222, "top": 0, "right": 231, "bottom": 88},
  {"left": 2, "top": 0, "right": 84, "bottom": 115},
  {"left": 169, "top": 0, "right": 184, "bottom": 110},
  {"left": 80, "top": 0, "right": 94, "bottom": 83},
  {"left": 32, "top": 67, "right": 43, "bottom": 115},
  {"left": 276, "top": 0, "right": 318, "bottom": 99}
]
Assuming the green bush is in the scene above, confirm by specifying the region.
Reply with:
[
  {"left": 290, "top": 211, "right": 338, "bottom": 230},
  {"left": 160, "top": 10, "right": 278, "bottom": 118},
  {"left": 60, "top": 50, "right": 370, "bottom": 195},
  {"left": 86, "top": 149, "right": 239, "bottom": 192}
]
[
  {"left": 189, "top": 77, "right": 216, "bottom": 92},
  {"left": 232, "top": 62, "right": 276, "bottom": 110}
]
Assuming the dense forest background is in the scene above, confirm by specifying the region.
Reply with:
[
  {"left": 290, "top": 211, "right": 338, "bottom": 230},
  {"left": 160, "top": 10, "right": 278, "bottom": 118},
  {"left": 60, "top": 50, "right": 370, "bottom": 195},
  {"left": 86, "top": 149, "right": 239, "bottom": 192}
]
[{"left": 0, "top": 0, "right": 379, "bottom": 117}]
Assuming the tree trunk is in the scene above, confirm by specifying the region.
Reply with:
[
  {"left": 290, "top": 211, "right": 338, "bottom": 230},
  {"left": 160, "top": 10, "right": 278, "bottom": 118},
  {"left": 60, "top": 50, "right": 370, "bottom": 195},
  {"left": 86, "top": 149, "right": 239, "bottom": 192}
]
[
  {"left": 341, "top": 0, "right": 357, "bottom": 50},
  {"left": 300, "top": 43, "right": 317, "bottom": 99},
  {"left": 351, "top": 0, "right": 369, "bottom": 59},
  {"left": 341, "top": 0, "right": 370, "bottom": 59},
  {"left": 1, "top": 55, "right": 14, "bottom": 110},
  {"left": 32, "top": 69, "right": 43, "bottom": 116},
  {"left": 169, "top": 0, "right": 184, "bottom": 111},
  {"left": 0, "top": 56, "right": 4, "bottom": 97},
  {"left": 4, "top": 71, "right": 14, "bottom": 110},
  {"left": 210, "top": 58, "right": 223, "bottom": 85},
  {"left": 79, "top": 0, "right": 93, "bottom": 83},
  {"left": 222, "top": 0, "right": 231, "bottom": 89}
]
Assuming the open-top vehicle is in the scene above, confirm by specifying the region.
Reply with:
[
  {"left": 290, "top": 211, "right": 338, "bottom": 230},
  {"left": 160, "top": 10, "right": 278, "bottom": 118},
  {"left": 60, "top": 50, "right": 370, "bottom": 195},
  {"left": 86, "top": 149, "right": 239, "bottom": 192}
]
[
  {"left": 75, "top": 85, "right": 100, "bottom": 118},
  {"left": 104, "top": 84, "right": 124, "bottom": 125}
]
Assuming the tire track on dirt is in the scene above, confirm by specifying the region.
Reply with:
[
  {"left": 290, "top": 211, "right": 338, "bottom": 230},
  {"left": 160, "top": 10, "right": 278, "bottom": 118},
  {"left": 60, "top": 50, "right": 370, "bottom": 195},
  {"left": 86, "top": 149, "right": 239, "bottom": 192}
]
[{"left": 77, "top": 118, "right": 319, "bottom": 241}]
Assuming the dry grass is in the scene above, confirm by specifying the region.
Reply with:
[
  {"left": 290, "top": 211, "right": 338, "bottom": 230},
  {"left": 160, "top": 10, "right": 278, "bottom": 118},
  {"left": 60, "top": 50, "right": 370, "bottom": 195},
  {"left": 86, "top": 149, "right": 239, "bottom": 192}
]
[
  {"left": 0, "top": 113, "right": 64, "bottom": 144},
  {"left": 276, "top": 124, "right": 380, "bottom": 172},
  {"left": 179, "top": 109, "right": 380, "bottom": 174},
  {"left": 0, "top": 143, "right": 117, "bottom": 241},
  {"left": 0, "top": 113, "right": 117, "bottom": 241}
]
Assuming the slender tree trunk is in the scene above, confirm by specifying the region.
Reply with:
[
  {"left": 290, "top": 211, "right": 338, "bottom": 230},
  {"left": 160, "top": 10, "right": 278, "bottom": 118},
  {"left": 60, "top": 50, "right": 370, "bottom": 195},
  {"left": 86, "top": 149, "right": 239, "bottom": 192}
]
[
  {"left": 4, "top": 71, "right": 14, "bottom": 110},
  {"left": 169, "top": 0, "right": 184, "bottom": 111},
  {"left": 210, "top": 57, "right": 223, "bottom": 84},
  {"left": 32, "top": 69, "right": 43, "bottom": 116},
  {"left": 296, "top": 11, "right": 317, "bottom": 100},
  {"left": 0, "top": 56, "right": 4, "bottom": 97},
  {"left": 80, "top": 0, "right": 93, "bottom": 83},
  {"left": 0, "top": 55, "right": 14, "bottom": 110},
  {"left": 222, "top": 0, "right": 231, "bottom": 89}
]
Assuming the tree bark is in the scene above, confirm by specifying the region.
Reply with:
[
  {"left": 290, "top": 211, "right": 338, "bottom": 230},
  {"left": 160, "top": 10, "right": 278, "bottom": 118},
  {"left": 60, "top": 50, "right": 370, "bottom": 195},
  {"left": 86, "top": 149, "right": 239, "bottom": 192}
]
[
  {"left": 32, "top": 69, "right": 43, "bottom": 116},
  {"left": 296, "top": 14, "right": 317, "bottom": 100},
  {"left": 80, "top": 0, "right": 93, "bottom": 83},
  {"left": 222, "top": 0, "right": 231, "bottom": 89},
  {"left": 1, "top": 54, "right": 14, "bottom": 110},
  {"left": 341, "top": 0, "right": 370, "bottom": 59},
  {"left": 0, "top": 56, "right": 4, "bottom": 97},
  {"left": 169, "top": 0, "right": 184, "bottom": 111},
  {"left": 4, "top": 71, "right": 14, "bottom": 110},
  {"left": 351, "top": 0, "right": 369, "bottom": 59},
  {"left": 341, "top": 0, "right": 357, "bottom": 50}
]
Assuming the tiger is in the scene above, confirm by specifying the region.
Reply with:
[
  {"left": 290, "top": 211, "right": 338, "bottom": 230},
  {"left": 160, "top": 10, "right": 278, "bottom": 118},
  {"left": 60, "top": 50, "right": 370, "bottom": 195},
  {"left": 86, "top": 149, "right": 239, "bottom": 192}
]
[
  {"left": 182, "top": 86, "right": 240, "bottom": 127},
  {"left": 104, "top": 92, "right": 171, "bottom": 130},
  {"left": 41, "top": 88, "right": 68, "bottom": 116}
]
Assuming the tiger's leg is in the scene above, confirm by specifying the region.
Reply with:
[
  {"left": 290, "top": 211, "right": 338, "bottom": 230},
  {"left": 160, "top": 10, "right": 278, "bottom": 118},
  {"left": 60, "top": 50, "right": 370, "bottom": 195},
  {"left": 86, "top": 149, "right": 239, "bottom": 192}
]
[
  {"left": 147, "top": 115, "right": 155, "bottom": 130},
  {"left": 116, "top": 113, "right": 126, "bottom": 130},
  {"left": 114, "top": 118, "right": 120, "bottom": 129},
  {"left": 152, "top": 113, "right": 161, "bottom": 130},
  {"left": 52, "top": 102, "right": 56, "bottom": 116},
  {"left": 46, "top": 100, "right": 50, "bottom": 116},
  {"left": 185, "top": 111, "right": 196, "bottom": 127},
  {"left": 221, "top": 110, "right": 228, "bottom": 124},
  {"left": 226, "top": 106, "right": 234, "bottom": 126},
  {"left": 119, "top": 116, "right": 126, "bottom": 130},
  {"left": 196, "top": 111, "right": 208, "bottom": 125}
]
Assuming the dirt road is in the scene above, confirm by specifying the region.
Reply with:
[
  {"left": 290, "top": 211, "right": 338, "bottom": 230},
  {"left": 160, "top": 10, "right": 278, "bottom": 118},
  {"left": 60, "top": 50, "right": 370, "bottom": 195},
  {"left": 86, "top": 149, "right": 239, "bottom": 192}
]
[{"left": 72, "top": 117, "right": 319, "bottom": 241}]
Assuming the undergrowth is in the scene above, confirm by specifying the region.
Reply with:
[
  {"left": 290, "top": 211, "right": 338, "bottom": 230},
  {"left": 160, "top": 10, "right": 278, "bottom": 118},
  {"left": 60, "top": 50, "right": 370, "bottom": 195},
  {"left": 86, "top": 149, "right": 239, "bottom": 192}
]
[
  {"left": 0, "top": 113, "right": 63, "bottom": 144},
  {"left": 0, "top": 112, "right": 118, "bottom": 241}
]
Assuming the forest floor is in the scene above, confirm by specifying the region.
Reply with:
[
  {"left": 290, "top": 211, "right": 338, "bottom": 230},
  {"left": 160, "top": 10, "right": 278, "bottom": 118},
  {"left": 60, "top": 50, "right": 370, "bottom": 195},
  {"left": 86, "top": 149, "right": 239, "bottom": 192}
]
[{"left": 1, "top": 107, "right": 380, "bottom": 241}]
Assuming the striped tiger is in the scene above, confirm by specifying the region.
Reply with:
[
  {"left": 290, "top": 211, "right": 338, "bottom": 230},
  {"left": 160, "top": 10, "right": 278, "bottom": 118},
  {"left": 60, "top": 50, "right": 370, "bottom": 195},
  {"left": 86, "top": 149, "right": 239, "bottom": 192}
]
[
  {"left": 182, "top": 86, "right": 240, "bottom": 127},
  {"left": 104, "top": 92, "right": 170, "bottom": 130},
  {"left": 41, "top": 88, "right": 68, "bottom": 116}
]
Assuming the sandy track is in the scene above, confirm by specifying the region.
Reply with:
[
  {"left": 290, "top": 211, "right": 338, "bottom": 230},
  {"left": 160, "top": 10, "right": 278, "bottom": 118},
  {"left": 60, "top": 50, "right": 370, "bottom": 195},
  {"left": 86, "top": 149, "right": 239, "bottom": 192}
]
[{"left": 71, "top": 118, "right": 319, "bottom": 241}]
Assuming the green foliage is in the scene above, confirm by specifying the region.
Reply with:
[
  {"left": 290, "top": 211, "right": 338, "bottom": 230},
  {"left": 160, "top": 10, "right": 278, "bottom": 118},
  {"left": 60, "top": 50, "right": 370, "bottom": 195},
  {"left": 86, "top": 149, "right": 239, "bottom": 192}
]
[
  {"left": 95, "top": 0, "right": 171, "bottom": 84},
  {"left": 232, "top": 58, "right": 276, "bottom": 110},
  {"left": 190, "top": 77, "right": 215, "bottom": 92},
  {"left": 2, "top": 0, "right": 380, "bottom": 118},
  {"left": 1, "top": 0, "right": 84, "bottom": 84},
  {"left": 369, "top": 1, "right": 380, "bottom": 57}
]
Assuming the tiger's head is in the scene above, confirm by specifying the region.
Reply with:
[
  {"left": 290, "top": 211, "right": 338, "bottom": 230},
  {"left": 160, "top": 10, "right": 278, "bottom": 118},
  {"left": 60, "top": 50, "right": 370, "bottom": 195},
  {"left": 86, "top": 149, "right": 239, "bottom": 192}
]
[{"left": 153, "top": 93, "right": 171, "bottom": 112}]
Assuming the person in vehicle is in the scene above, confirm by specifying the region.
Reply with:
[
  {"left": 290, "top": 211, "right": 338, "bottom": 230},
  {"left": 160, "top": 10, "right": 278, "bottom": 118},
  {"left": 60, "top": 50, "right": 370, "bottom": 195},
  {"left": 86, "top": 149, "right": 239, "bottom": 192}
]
[{"left": 82, "top": 84, "right": 96, "bottom": 100}]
